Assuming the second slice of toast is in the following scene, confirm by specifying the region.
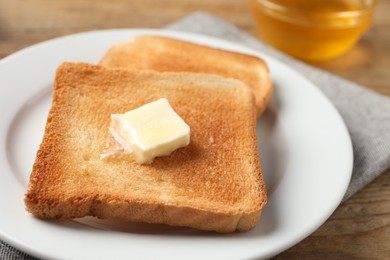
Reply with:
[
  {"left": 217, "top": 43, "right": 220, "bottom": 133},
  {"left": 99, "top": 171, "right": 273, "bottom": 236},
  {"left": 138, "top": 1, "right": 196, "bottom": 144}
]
[
  {"left": 25, "top": 62, "right": 267, "bottom": 233},
  {"left": 99, "top": 35, "right": 272, "bottom": 118}
]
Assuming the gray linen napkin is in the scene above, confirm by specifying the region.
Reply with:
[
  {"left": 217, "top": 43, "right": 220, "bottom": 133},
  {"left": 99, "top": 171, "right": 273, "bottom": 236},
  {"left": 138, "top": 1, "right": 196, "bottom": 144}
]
[
  {"left": 2, "top": 12, "right": 390, "bottom": 260},
  {"left": 0, "top": 241, "right": 38, "bottom": 260}
]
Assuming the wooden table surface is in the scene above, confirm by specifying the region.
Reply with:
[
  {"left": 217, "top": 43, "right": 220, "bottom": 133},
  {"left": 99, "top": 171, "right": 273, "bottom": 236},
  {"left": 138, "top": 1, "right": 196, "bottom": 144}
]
[{"left": 1, "top": 0, "right": 389, "bottom": 259}]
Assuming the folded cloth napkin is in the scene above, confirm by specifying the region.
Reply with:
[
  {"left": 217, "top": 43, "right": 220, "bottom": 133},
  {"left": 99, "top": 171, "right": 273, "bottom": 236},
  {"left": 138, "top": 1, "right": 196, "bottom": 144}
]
[
  {"left": 0, "top": 241, "right": 37, "bottom": 260},
  {"left": 2, "top": 12, "right": 390, "bottom": 260}
]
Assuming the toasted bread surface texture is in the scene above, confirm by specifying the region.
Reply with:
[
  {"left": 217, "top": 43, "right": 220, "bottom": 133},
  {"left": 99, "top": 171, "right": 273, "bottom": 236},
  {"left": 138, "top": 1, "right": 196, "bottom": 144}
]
[
  {"left": 24, "top": 62, "right": 267, "bottom": 233},
  {"left": 99, "top": 35, "right": 272, "bottom": 117}
]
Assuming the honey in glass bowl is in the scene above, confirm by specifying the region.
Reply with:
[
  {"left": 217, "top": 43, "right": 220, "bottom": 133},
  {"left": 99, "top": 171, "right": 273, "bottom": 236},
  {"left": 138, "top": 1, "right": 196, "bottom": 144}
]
[{"left": 249, "top": 0, "right": 376, "bottom": 61}]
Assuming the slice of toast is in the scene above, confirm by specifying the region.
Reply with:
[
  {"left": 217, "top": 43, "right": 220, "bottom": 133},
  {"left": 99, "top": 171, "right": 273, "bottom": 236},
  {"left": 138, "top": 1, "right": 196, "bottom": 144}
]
[
  {"left": 99, "top": 35, "right": 272, "bottom": 118},
  {"left": 24, "top": 62, "right": 267, "bottom": 233}
]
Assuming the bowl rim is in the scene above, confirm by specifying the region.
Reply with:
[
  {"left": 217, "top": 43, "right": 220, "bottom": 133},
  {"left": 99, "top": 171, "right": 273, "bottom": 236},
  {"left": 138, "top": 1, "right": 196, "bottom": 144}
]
[{"left": 252, "top": 0, "right": 376, "bottom": 28}]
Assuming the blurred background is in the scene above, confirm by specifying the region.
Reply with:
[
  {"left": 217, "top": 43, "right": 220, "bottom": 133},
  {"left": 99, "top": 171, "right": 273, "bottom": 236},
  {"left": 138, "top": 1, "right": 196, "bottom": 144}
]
[
  {"left": 0, "top": 0, "right": 389, "bottom": 259},
  {"left": 0, "top": 0, "right": 388, "bottom": 95}
]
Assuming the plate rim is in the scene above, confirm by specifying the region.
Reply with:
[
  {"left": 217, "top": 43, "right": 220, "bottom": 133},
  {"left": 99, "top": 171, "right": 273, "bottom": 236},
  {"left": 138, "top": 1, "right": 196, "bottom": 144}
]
[{"left": 0, "top": 28, "right": 353, "bottom": 260}]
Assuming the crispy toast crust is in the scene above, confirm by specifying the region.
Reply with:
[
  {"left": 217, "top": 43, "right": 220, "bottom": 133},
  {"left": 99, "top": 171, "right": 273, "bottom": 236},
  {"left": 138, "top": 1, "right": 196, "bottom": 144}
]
[
  {"left": 25, "top": 62, "right": 267, "bottom": 233},
  {"left": 99, "top": 35, "right": 273, "bottom": 118}
]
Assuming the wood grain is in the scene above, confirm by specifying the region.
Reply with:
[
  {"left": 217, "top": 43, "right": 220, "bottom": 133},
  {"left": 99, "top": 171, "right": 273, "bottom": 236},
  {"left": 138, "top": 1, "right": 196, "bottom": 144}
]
[{"left": 1, "top": 0, "right": 389, "bottom": 258}]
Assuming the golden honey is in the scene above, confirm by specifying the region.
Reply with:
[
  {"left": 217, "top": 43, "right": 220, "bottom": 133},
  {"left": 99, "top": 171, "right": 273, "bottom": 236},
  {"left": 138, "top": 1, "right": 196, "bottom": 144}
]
[{"left": 249, "top": 0, "right": 376, "bottom": 61}]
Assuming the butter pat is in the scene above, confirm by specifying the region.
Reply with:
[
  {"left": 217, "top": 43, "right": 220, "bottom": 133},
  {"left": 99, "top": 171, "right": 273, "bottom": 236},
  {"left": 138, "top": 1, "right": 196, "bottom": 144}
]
[{"left": 110, "top": 98, "right": 190, "bottom": 164}]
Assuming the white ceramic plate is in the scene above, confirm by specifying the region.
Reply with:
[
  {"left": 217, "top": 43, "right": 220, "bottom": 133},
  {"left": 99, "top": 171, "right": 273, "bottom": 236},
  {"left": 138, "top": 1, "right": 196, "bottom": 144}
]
[{"left": 0, "top": 29, "right": 353, "bottom": 260}]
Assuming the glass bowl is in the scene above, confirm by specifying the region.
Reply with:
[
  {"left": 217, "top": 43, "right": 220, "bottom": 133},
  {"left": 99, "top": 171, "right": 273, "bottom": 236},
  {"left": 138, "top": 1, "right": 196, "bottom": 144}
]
[{"left": 249, "top": 0, "right": 376, "bottom": 61}]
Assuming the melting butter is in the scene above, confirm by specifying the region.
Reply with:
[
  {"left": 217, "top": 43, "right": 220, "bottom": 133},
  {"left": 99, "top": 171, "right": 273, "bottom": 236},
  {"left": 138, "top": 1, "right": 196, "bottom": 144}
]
[{"left": 107, "top": 98, "right": 190, "bottom": 164}]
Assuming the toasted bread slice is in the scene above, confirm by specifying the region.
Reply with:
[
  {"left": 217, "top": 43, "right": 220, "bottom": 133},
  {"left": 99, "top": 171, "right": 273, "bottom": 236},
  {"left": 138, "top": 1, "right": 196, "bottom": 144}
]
[
  {"left": 99, "top": 35, "right": 272, "bottom": 118},
  {"left": 24, "top": 62, "right": 267, "bottom": 233}
]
